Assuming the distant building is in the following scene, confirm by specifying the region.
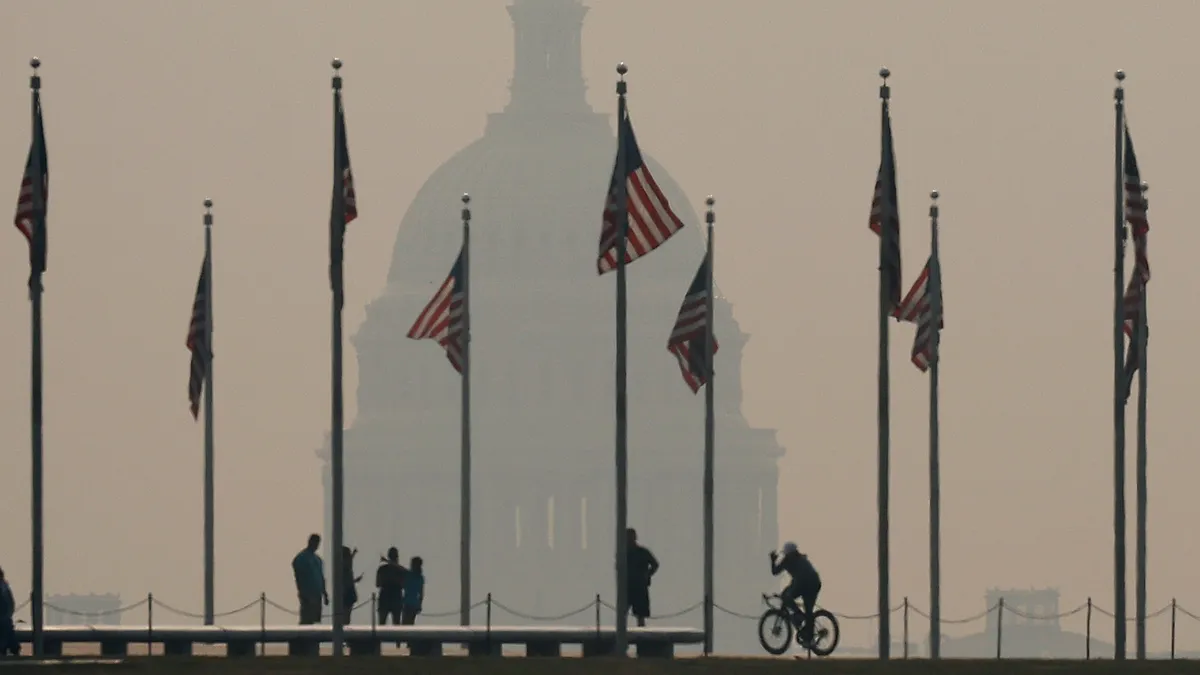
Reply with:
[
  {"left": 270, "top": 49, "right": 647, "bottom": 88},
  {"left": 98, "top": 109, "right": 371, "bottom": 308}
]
[
  {"left": 45, "top": 593, "right": 122, "bottom": 626},
  {"left": 939, "top": 588, "right": 1112, "bottom": 658},
  {"left": 318, "top": 0, "right": 783, "bottom": 654}
]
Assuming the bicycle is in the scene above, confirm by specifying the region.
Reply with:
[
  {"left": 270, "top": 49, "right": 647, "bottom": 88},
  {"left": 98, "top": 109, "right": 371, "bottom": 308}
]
[{"left": 757, "top": 592, "right": 840, "bottom": 657}]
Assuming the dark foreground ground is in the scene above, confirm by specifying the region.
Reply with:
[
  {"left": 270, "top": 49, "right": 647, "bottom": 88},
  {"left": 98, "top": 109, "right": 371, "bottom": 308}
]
[{"left": 2, "top": 659, "right": 1200, "bottom": 675}]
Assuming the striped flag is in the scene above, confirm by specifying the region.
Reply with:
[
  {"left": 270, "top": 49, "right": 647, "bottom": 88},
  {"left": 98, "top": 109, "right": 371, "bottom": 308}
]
[
  {"left": 869, "top": 100, "right": 902, "bottom": 310},
  {"left": 893, "top": 255, "right": 943, "bottom": 372},
  {"left": 1121, "top": 122, "right": 1150, "bottom": 338},
  {"left": 187, "top": 256, "right": 210, "bottom": 419},
  {"left": 14, "top": 89, "right": 49, "bottom": 280},
  {"left": 1124, "top": 123, "right": 1149, "bottom": 281},
  {"left": 597, "top": 110, "right": 685, "bottom": 274},
  {"left": 407, "top": 248, "right": 466, "bottom": 372},
  {"left": 330, "top": 87, "right": 357, "bottom": 308},
  {"left": 1119, "top": 122, "right": 1150, "bottom": 403},
  {"left": 667, "top": 257, "right": 718, "bottom": 392},
  {"left": 1120, "top": 314, "right": 1143, "bottom": 405}
]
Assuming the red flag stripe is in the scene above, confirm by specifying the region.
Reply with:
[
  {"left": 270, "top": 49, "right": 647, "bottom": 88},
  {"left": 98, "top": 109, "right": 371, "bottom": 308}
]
[{"left": 408, "top": 255, "right": 466, "bottom": 374}]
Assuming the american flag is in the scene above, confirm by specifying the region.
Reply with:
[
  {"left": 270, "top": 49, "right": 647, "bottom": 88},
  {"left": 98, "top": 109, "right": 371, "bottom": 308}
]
[
  {"left": 1121, "top": 122, "right": 1150, "bottom": 338},
  {"left": 187, "top": 256, "right": 210, "bottom": 419},
  {"left": 892, "top": 255, "right": 943, "bottom": 372},
  {"left": 14, "top": 91, "right": 48, "bottom": 278},
  {"left": 597, "top": 109, "right": 685, "bottom": 274},
  {"left": 667, "top": 256, "right": 719, "bottom": 393},
  {"left": 1118, "top": 122, "right": 1151, "bottom": 403},
  {"left": 407, "top": 249, "right": 466, "bottom": 373},
  {"left": 1120, "top": 311, "right": 1143, "bottom": 405},
  {"left": 869, "top": 99, "right": 902, "bottom": 310},
  {"left": 330, "top": 89, "right": 357, "bottom": 306},
  {"left": 1122, "top": 275, "right": 1145, "bottom": 340}
]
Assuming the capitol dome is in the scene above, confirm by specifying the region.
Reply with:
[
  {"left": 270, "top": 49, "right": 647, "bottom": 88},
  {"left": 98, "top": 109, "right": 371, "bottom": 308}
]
[{"left": 321, "top": 0, "right": 784, "bottom": 654}]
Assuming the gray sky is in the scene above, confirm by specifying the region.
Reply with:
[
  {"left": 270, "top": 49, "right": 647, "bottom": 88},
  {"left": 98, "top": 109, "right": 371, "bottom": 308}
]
[{"left": 1, "top": 0, "right": 1198, "bottom": 651}]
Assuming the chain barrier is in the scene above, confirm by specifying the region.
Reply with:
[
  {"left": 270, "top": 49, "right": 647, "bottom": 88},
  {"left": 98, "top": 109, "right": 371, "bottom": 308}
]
[
  {"left": 713, "top": 603, "right": 758, "bottom": 620},
  {"left": 421, "top": 599, "right": 489, "bottom": 619},
  {"left": 18, "top": 592, "right": 1200, "bottom": 627},
  {"left": 908, "top": 602, "right": 999, "bottom": 624},
  {"left": 492, "top": 600, "right": 596, "bottom": 622},
  {"left": 262, "top": 597, "right": 299, "bottom": 616},
  {"left": 42, "top": 597, "right": 149, "bottom": 617},
  {"left": 151, "top": 597, "right": 260, "bottom": 620},
  {"left": 654, "top": 601, "right": 705, "bottom": 620},
  {"left": 1000, "top": 602, "right": 1088, "bottom": 621},
  {"left": 1177, "top": 603, "right": 1200, "bottom": 621},
  {"left": 16, "top": 590, "right": 1200, "bottom": 658},
  {"left": 1091, "top": 602, "right": 1174, "bottom": 621},
  {"left": 713, "top": 596, "right": 1200, "bottom": 659}
]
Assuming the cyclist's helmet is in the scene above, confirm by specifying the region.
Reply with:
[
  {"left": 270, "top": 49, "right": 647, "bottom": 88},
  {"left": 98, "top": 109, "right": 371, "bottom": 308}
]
[{"left": 782, "top": 541, "right": 798, "bottom": 555}]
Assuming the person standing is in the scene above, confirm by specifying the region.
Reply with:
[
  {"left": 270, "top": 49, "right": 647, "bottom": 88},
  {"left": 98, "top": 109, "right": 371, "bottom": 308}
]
[
  {"left": 291, "top": 534, "right": 328, "bottom": 625},
  {"left": 375, "top": 548, "right": 406, "bottom": 625},
  {"left": 0, "top": 567, "right": 18, "bottom": 656},
  {"left": 401, "top": 557, "right": 424, "bottom": 625},
  {"left": 340, "top": 546, "right": 363, "bottom": 625},
  {"left": 626, "top": 528, "right": 659, "bottom": 627}
]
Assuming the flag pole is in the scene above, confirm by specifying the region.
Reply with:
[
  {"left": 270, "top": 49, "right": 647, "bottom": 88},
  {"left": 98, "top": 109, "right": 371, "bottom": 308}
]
[
  {"left": 702, "top": 196, "right": 716, "bottom": 656},
  {"left": 1134, "top": 180, "right": 1149, "bottom": 660},
  {"left": 28, "top": 55, "right": 46, "bottom": 659},
  {"left": 1112, "top": 68, "right": 1127, "bottom": 661},
  {"left": 202, "top": 198, "right": 215, "bottom": 626},
  {"left": 613, "top": 61, "right": 630, "bottom": 656},
  {"left": 459, "top": 193, "right": 473, "bottom": 627},
  {"left": 329, "top": 57, "right": 347, "bottom": 657},
  {"left": 927, "top": 189, "right": 941, "bottom": 659},
  {"left": 876, "top": 66, "right": 893, "bottom": 660}
]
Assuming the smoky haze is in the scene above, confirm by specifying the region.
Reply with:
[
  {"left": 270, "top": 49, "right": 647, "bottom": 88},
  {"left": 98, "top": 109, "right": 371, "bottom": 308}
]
[{"left": 0, "top": 0, "right": 1197, "bottom": 654}]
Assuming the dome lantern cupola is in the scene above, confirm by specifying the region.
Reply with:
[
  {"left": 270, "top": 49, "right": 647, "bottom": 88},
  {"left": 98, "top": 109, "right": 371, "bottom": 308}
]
[{"left": 505, "top": 0, "right": 591, "bottom": 115}]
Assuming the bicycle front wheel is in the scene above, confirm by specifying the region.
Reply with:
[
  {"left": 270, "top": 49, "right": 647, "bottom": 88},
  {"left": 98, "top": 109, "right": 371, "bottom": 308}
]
[{"left": 757, "top": 608, "right": 794, "bottom": 655}]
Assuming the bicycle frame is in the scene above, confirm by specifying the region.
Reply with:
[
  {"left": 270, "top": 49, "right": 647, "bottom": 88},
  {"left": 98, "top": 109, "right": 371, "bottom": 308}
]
[{"left": 762, "top": 593, "right": 799, "bottom": 616}]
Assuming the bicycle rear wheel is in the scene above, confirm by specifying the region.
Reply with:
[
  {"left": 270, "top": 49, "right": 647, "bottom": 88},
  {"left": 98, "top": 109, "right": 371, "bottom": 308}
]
[
  {"left": 806, "top": 609, "right": 841, "bottom": 657},
  {"left": 757, "top": 608, "right": 794, "bottom": 655}
]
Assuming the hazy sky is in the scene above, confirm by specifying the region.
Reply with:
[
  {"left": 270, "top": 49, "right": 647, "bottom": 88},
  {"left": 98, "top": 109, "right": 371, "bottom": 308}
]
[{"left": 1, "top": 0, "right": 1198, "bottom": 652}]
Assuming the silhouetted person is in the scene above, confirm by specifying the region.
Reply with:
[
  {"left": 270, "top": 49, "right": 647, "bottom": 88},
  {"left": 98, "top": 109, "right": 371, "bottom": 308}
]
[
  {"left": 401, "top": 557, "right": 424, "bottom": 625},
  {"left": 339, "top": 546, "right": 363, "bottom": 625},
  {"left": 292, "top": 533, "right": 328, "bottom": 625},
  {"left": 0, "top": 567, "right": 18, "bottom": 656},
  {"left": 626, "top": 528, "right": 659, "bottom": 627},
  {"left": 375, "top": 547, "right": 406, "bottom": 625},
  {"left": 771, "top": 541, "right": 821, "bottom": 645}
]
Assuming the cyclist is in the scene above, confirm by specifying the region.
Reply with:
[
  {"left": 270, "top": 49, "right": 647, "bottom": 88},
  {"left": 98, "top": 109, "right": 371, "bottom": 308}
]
[{"left": 770, "top": 542, "right": 821, "bottom": 645}]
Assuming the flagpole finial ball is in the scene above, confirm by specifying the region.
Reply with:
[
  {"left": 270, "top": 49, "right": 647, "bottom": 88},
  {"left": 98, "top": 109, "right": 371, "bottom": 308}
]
[
  {"left": 30, "top": 57, "right": 40, "bottom": 69},
  {"left": 930, "top": 190, "right": 939, "bottom": 200},
  {"left": 879, "top": 67, "right": 890, "bottom": 79},
  {"left": 461, "top": 193, "right": 470, "bottom": 204},
  {"left": 203, "top": 198, "right": 213, "bottom": 209},
  {"left": 617, "top": 62, "right": 628, "bottom": 76},
  {"left": 1115, "top": 69, "right": 1125, "bottom": 81},
  {"left": 332, "top": 58, "right": 343, "bottom": 70}
]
